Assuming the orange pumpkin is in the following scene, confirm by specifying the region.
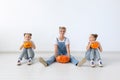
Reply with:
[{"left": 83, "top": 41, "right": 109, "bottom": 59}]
[
  {"left": 56, "top": 55, "right": 70, "bottom": 63},
  {"left": 23, "top": 41, "right": 32, "bottom": 48},
  {"left": 91, "top": 42, "right": 99, "bottom": 49}
]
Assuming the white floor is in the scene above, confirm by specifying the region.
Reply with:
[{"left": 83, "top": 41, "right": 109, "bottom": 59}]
[{"left": 0, "top": 52, "right": 120, "bottom": 80}]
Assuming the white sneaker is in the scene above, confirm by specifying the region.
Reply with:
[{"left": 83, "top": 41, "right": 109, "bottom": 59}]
[
  {"left": 90, "top": 60, "right": 95, "bottom": 67},
  {"left": 17, "top": 60, "right": 21, "bottom": 65},
  {"left": 27, "top": 59, "right": 32, "bottom": 65},
  {"left": 98, "top": 60, "right": 103, "bottom": 67}
]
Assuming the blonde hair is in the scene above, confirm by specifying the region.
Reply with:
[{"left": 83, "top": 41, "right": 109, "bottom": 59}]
[{"left": 59, "top": 26, "right": 66, "bottom": 31}]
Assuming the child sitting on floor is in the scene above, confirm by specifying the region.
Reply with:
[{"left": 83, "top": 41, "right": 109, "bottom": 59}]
[
  {"left": 39, "top": 26, "right": 84, "bottom": 67},
  {"left": 17, "top": 33, "right": 36, "bottom": 65},
  {"left": 82, "top": 34, "right": 103, "bottom": 67}
]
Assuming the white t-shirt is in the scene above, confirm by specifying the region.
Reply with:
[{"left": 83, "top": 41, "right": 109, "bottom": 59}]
[{"left": 54, "top": 37, "right": 70, "bottom": 45}]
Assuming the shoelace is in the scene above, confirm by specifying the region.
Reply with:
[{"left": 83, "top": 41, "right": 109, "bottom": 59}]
[
  {"left": 100, "top": 62, "right": 102, "bottom": 64},
  {"left": 92, "top": 62, "right": 94, "bottom": 65}
]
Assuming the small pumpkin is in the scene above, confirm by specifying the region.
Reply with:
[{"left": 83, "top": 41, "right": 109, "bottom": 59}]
[
  {"left": 91, "top": 42, "right": 99, "bottom": 49},
  {"left": 23, "top": 41, "right": 32, "bottom": 48},
  {"left": 56, "top": 55, "right": 70, "bottom": 63}
]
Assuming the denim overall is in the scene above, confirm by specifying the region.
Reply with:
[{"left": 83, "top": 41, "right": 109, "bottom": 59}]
[
  {"left": 46, "top": 38, "right": 79, "bottom": 65},
  {"left": 85, "top": 48, "right": 101, "bottom": 61},
  {"left": 19, "top": 48, "right": 35, "bottom": 60}
]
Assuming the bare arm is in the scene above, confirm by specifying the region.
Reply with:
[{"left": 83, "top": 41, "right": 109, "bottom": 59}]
[
  {"left": 31, "top": 41, "right": 36, "bottom": 49},
  {"left": 66, "top": 44, "right": 70, "bottom": 57},
  {"left": 98, "top": 42, "right": 103, "bottom": 52},
  {"left": 19, "top": 44, "right": 24, "bottom": 50},
  {"left": 54, "top": 44, "right": 58, "bottom": 57},
  {"left": 86, "top": 42, "right": 91, "bottom": 50}
]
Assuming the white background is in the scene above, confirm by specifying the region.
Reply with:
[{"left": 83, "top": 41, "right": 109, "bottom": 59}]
[{"left": 0, "top": 0, "right": 120, "bottom": 52}]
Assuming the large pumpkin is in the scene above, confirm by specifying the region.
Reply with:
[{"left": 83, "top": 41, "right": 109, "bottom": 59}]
[
  {"left": 91, "top": 42, "right": 99, "bottom": 49},
  {"left": 23, "top": 41, "right": 32, "bottom": 48},
  {"left": 56, "top": 55, "right": 70, "bottom": 63}
]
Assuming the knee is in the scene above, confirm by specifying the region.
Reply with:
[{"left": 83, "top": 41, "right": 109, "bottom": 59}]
[{"left": 95, "top": 49, "right": 100, "bottom": 53}]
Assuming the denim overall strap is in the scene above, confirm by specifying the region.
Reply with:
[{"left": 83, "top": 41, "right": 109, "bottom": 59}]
[{"left": 57, "top": 37, "right": 67, "bottom": 55}]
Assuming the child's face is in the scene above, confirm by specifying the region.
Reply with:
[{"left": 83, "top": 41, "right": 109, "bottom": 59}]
[
  {"left": 24, "top": 34, "right": 31, "bottom": 41},
  {"left": 59, "top": 29, "right": 66, "bottom": 36},
  {"left": 89, "top": 35, "right": 96, "bottom": 41}
]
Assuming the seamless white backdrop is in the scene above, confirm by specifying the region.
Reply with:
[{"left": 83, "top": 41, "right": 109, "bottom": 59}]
[{"left": 0, "top": 0, "right": 120, "bottom": 52}]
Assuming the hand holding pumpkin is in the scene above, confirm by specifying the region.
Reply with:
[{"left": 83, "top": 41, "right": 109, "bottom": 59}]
[
  {"left": 23, "top": 41, "right": 32, "bottom": 48},
  {"left": 90, "top": 41, "right": 99, "bottom": 49}
]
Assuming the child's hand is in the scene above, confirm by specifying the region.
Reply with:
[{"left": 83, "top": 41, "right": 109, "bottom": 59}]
[{"left": 55, "top": 53, "right": 58, "bottom": 57}]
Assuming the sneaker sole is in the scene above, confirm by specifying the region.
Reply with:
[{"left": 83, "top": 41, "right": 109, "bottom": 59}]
[
  {"left": 99, "top": 65, "right": 103, "bottom": 67},
  {"left": 17, "top": 63, "right": 21, "bottom": 66},
  {"left": 27, "top": 62, "right": 32, "bottom": 65},
  {"left": 39, "top": 57, "right": 48, "bottom": 67},
  {"left": 91, "top": 65, "right": 96, "bottom": 68}
]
